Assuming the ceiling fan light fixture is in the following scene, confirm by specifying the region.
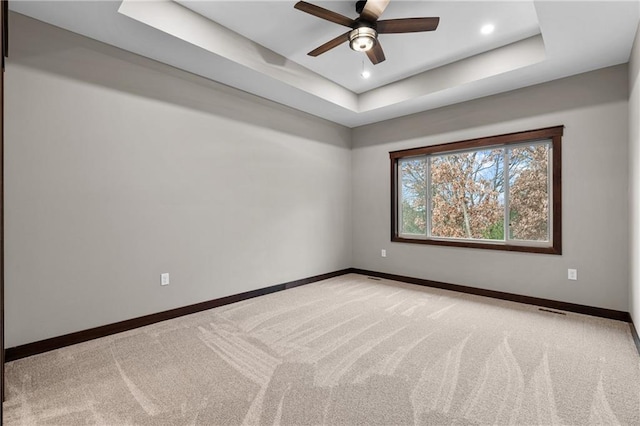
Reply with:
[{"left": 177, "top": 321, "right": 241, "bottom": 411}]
[
  {"left": 349, "top": 27, "right": 377, "bottom": 52},
  {"left": 295, "top": 0, "right": 440, "bottom": 65}
]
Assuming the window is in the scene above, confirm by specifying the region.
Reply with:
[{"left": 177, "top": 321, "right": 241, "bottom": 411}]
[{"left": 390, "top": 126, "right": 563, "bottom": 254}]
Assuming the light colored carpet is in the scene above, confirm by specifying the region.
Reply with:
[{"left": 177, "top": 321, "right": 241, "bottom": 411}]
[{"left": 3, "top": 273, "right": 640, "bottom": 425}]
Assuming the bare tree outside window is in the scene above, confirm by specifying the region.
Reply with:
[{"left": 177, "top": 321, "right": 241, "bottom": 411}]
[
  {"left": 400, "top": 158, "right": 427, "bottom": 235},
  {"left": 509, "top": 144, "right": 550, "bottom": 241},
  {"left": 430, "top": 149, "right": 504, "bottom": 240}
]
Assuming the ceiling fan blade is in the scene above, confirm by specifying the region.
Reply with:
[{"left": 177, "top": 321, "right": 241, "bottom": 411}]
[
  {"left": 377, "top": 17, "right": 440, "bottom": 34},
  {"left": 308, "top": 31, "right": 351, "bottom": 56},
  {"left": 360, "top": 0, "right": 390, "bottom": 22},
  {"left": 366, "top": 41, "right": 386, "bottom": 65},
  {"left": 294, "top": 1, "right": 356, "bottom": 28}
]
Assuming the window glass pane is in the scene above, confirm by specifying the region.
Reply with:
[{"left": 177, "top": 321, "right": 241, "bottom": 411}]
[
  {"left": 508, "top": 143, "right": 550, "bottom": 241},
  {"left": 430, "top": 149, "right": 505, "bottom": 240},
  {"left": 400, "top": 158, "right": 427, "bottom": 235}
]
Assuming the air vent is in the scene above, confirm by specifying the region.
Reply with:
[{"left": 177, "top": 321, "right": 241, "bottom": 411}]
[{"left": 539, "top": 308, "right": 567, "bottom": 316}]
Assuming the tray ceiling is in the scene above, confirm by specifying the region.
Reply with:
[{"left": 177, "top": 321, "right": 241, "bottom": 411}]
[{"left": 10, "top": 1, "right": 640, "bottom": 127}]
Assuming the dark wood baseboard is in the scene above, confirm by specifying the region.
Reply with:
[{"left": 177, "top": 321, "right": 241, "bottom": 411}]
[
  {"left": 6, "top": 268, "right": 638, "bottom": 362},
  {"left": 630, "top": 318, "right": 640, "bottom": 356},
  {"left": 352, "top": 269, "right": 632, "bottom": 323},
  {"left": 4, "top": 269, "right": 351, "bottom": 362}
]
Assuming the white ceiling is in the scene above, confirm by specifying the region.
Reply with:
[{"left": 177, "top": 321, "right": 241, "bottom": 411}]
[
  {"left": 9, "top": 1, "right": 640, "bottom": 128},
  {"left": 178, "top": 1, "right": 541, "bottom": 93}
]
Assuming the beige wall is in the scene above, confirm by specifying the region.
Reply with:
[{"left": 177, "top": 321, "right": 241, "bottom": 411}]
[
  {"left": 630, "top": 21, "right": 640, "bottom": 326},
  {"left": 352, "top": 65, "right": 630, "bottom": 312},
  {"left": 4, "top": 14, "right": 352, "bottom": 347}
]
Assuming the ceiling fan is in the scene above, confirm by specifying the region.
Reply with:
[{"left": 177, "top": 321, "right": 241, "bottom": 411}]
[{"left": 294, "top": 0, "right": 440, "bottom": 65}]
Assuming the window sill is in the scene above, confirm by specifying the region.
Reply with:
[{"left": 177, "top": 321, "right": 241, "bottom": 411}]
[{"left": 391, "top": 236, "right": 561, "bottom": 255}]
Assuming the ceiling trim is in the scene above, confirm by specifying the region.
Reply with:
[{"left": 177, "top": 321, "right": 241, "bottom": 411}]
[
  {"left": 118, "top": 0, "right": 358, "bottom": 111},
  {"left": 360, "top": 34, "right": 545, "bottom": 112},
  {"left": 10, "top": 1, "right": 639, "bottom": 128},
  {"left": 119, "top": 0, "right": 545, "bottom": 115}
]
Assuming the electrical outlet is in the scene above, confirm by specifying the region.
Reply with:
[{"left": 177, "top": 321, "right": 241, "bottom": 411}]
[
  {"left": 568, "top": 269, "right": 577, "bottom": 281},
  {"left": 161, "top": 273, "right": 170, "bottom": 286},
  {"left": 381, "top": 249, "right": 387, "bottom": 258}
]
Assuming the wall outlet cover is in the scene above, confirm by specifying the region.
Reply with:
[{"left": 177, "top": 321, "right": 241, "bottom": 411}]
[{"left": 161, "top": 273, "right": 170, "bottom": 286}]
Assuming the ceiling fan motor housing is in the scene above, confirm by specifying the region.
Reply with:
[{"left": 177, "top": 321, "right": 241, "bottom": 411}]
[{"left": 349, "top": 26, "right": 378, "bottom": 52}]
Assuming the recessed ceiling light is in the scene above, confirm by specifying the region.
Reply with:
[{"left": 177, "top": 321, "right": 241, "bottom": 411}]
[
  {"left": 361, "top": 70, "right": 371, "bottom": 79},
  {"left": 481, "top": 24, "right": 495, "bottom": 35}
]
